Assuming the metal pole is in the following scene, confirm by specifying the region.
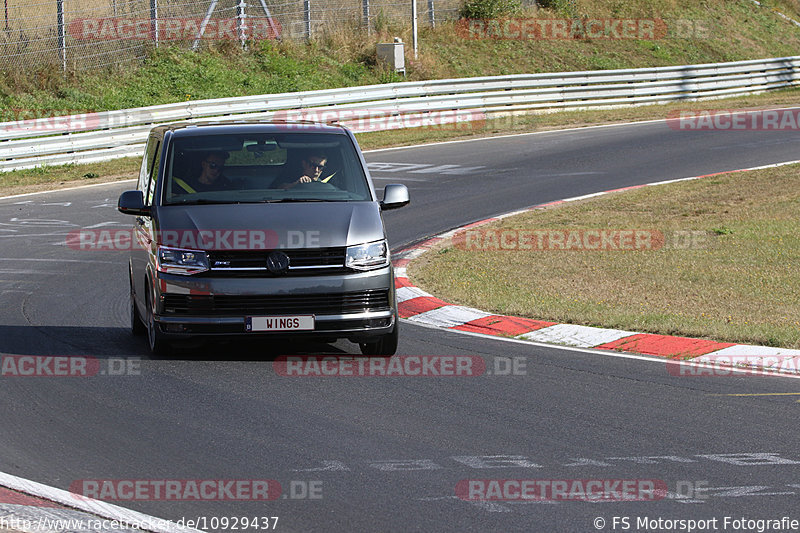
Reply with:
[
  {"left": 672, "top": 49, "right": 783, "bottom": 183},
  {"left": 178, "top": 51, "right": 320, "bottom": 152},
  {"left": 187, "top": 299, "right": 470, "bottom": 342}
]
[
  {"left": 362, "top": 0, "right": 369, "bottom": 33},
  {"left": 192, "top": 0, "right": 218, "bottom": 51},
  {"left": 4, "top": 0, "right": 8, "bottom": 31},
  {"left": 150, "top": 0, "right": 159, "bottom": 48},
  {"left": 427, "top": 0, "right": 434, "bottom": 28},
  {"left": 304, "top": 0, "right": 311, "bottom": 40},
  {"left": 411, "top": 0, "right": 417, "bottom": 59},
  {"left": 256, "top": 0, "right": 281, "bottom": 40},
  {"left": 236, "top": 0, "right": 247, "bottom": 49},
  {"left": 57, "top": 0, "right": 65, "bottom": 71}
]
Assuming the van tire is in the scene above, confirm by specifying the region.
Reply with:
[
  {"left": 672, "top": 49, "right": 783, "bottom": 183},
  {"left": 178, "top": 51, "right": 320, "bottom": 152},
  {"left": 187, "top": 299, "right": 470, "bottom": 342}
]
[
  {"left": 359, "top": 323, "right": 398, "bottom": 356},
  {"left": 145, "top": 287, "right": 170, "bottom": 356}
]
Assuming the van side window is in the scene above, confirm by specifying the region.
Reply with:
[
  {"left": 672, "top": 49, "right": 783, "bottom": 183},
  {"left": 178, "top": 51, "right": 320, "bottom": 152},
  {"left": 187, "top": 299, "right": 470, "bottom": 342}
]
[
  {"left": 137, "top": 137, "right": 156, "bottom": 194},
  {"left": 145, "top": 142, "right": 161, "bottom": 206}
]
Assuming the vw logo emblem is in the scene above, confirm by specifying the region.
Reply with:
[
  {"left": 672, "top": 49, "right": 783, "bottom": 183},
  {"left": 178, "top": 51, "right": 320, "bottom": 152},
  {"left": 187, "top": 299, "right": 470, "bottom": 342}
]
[{"left": 266, "top": 251, "right": 290, "bottom": 275}]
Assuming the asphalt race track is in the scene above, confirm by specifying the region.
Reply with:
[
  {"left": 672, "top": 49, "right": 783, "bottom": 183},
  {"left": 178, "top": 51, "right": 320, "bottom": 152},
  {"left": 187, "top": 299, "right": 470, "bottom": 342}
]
[{"left": 1, "top": 116, "right": 800, "bottom": 532}]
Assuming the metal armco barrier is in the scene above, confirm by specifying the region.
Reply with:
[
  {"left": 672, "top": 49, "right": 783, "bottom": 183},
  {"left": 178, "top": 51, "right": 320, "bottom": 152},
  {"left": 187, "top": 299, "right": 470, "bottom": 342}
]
[{"left": 1, "top": 56, "right": 799, "bottom": 171}]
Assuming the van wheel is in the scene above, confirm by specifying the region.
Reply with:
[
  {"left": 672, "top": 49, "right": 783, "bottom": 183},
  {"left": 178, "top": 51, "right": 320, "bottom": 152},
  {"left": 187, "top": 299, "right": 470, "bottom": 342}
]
[
  {"left": 359, "top": 323, "right": 398, "bottom": 356},
  {"left": 130, "top": 271, "right": 146, "bottom": 336},
  {"left": 145, "top": 289, "right": 170, "bottom": 356}
]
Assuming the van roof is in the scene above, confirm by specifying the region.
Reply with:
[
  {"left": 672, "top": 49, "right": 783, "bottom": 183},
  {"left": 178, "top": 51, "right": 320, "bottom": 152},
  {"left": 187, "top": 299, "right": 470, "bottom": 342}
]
[{"left": 150, "top": 120, "right": 350, "bottom": 137}]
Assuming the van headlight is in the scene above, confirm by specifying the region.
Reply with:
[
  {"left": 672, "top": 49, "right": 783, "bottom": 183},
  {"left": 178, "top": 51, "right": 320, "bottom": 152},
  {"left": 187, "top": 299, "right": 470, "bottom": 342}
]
[
  {"left": 156, "top": 246, "right": 210, "bottom": 275},
  {"left": 346, "top": 240, "right": 389, "bottom": 271}
]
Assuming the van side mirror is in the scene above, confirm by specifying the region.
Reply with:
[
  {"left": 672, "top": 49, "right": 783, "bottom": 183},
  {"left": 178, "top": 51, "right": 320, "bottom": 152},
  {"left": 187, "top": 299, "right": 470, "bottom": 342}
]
[
  {"left": 380, "top": 184, "right": 410, "bottom": 211},
  {"left": 118, "top": 190, "right": 150, "bottom": 216}
]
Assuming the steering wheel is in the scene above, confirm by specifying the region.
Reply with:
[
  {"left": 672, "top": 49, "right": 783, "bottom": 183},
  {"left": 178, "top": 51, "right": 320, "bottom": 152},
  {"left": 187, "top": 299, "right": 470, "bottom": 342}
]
[{"left": 294, "top": 179, "right": 339, "bottom": 191}]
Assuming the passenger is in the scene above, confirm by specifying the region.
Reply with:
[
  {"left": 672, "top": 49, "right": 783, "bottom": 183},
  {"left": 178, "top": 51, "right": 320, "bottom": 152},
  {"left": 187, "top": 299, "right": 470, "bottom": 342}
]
[{"left": 173, "top": 151, "right": 237, "bottom": 194}]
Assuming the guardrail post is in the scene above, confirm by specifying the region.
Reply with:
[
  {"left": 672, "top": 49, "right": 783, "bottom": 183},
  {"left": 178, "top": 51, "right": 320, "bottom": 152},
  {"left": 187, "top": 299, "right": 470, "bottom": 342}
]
[
  {"left": 57, "top": 0, "right": 65, "bottom": 71},
  {"left": 150, "top": 0, "right": 159, "bottom": 48},
  {"left": 304, "top": 0, "right": 311, "bottom": 40},
  {"left": 411, "top": 0, "right": 418, "bottom": 59}
]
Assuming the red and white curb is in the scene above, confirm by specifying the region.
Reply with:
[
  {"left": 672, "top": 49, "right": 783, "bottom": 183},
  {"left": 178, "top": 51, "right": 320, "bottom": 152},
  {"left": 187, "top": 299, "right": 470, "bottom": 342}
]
[
  {"left": 393, "top": 162, "right": 800, "bottom": 375},
  {"left": 0, "top": 472, "right": 200, "bottom": 533}
]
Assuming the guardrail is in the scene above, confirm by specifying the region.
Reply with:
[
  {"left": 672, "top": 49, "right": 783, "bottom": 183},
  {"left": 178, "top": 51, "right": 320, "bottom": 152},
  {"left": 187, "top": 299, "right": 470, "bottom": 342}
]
[{"left": 1, "top": 56, "right": 799, "bottom": 171}]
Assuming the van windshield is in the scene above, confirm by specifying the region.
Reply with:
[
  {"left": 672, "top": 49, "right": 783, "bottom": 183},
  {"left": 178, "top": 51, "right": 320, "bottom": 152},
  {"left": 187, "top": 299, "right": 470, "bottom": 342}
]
[{"left": 162, "top": 133, "right": 372, "bottom": 205}]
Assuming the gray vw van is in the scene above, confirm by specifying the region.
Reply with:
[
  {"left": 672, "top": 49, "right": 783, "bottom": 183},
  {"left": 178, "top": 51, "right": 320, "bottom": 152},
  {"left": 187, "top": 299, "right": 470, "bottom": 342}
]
[{"left": 118, "top": 121, "right": 409, "bottom": 356}]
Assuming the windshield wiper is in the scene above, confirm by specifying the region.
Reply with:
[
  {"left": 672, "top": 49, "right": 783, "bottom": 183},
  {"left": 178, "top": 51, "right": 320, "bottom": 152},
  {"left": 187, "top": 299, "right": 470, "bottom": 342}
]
[
  {"left": 168, "top": 198, "right": 233, "bottom": 205},
  {"left": 268, "top": 198, "right": 338, "bottom": 203}
]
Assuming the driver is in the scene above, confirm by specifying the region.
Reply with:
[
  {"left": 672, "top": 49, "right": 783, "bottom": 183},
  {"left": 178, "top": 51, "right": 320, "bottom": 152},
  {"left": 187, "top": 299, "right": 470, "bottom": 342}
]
[{"left": 278, "top": 152, "right": 329, "bottom": 190}]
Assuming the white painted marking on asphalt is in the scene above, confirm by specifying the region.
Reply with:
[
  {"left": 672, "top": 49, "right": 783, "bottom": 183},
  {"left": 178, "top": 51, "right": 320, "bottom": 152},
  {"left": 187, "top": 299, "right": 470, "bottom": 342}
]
[
  {"left": 407, "top": 164, "right": 462, "bottom": 173},
  {"left": 561, "top": 458, "right": 613, "bottom": 467},
  {"left": 370, "top": 176, "right": 428, "bottom": 181},
  {"left": 0, "top": 179, "right": 136, "bottom": 201},
  {"left": 291, "top": 461, "right": 350, "bottom": 472},
  {"left": 369, "top": 459, "right": 443, "bottom": 471},
  {"left": 451, "top": 455, "right": 542, "bottom": 469},
  {"left": 519, "top": 324, "right": 636, "bottom": 348},
  {"left": 8, "top": 218, "right": 75, "bottom": 226},
  {"left": 407, "top": 305, "right": 492, "bottom": 328},
  {"left": 539, "top": 171, "right": 605, "bottom": 178},
  {"left": 0, "top": 258, "right": 118, "bottom": 264},
  {"left": 605, "top": 456, "right": 698, "bottom": 464},
  {"left": 365, "top": 106, "right": 800, "bottom": 154},
  {"left": 700, "top": 486, "right": 795, "bottom": 497},
  {"left": 697, "top": 453, "right": 800, "bottom": 466},
  {"left": 367, "top": 162, "right": 430, "bottom": 172},
  {"left": 83, "top": 221, "right": 127, "bottom": 229}
]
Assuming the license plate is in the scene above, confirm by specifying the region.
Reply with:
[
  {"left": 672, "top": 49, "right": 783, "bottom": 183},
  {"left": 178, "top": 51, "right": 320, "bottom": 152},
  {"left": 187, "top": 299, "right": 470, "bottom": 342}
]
[{"left": 246, "top": 315, "right": 315, "bottom": 332}]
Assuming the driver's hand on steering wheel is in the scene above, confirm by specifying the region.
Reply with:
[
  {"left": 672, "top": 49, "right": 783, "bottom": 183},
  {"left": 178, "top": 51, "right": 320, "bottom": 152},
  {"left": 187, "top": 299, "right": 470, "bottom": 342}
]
[{"left": 280, "top": 175, "right": 317, "bottom": 189}]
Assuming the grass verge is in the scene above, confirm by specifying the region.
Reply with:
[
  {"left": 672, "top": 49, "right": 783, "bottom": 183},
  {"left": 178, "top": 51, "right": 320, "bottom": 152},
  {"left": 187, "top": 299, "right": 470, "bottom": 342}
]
[{"left": 409, "top": 163, "right": 800, "bottom": 349}]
